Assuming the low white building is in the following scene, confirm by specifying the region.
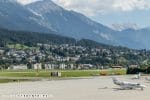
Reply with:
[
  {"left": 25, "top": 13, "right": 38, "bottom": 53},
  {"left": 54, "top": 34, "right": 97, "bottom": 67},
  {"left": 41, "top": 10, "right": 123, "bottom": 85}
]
[
  {"left": 0, "top": 50, "right": 4, "bottom": 55},
  {"left": 129, "top": 65, "right": 138, "bottom": 68},
  {"left": 8, "top": 65, "right": 28, "bottom": 70},
  {"left": 45, "top": 64, "right": 55, "bottom": 70},
  {"left": 59, "top": 63, "right": 66, "bottom": 70},
  {"left": 69, "top": 64, "right": 74, "bottom": 69},
  {"left": 33, "top": 63, "right": 42, "bottom": 69}
]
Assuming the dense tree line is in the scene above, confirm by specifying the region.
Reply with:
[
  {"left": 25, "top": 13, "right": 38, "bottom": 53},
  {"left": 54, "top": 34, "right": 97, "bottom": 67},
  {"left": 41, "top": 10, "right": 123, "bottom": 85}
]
[
  {"left": 127, "top": 67, "right": 150, "bottom": 74},
  {"left": 0, "top": 28, "right": 76, "bottom": 46}
]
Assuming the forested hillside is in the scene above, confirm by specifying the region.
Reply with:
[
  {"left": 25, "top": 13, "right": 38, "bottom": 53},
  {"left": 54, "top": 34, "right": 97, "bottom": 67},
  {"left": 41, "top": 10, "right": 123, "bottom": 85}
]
[{"left": 0, "top": 28, "right": 150, "bottom": 70}]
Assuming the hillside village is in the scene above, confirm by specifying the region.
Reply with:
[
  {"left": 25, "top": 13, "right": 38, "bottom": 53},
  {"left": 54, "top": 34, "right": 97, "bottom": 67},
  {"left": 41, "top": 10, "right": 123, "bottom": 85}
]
[{"left": 0, "top": 42, "right": 150, "bottom": 70}]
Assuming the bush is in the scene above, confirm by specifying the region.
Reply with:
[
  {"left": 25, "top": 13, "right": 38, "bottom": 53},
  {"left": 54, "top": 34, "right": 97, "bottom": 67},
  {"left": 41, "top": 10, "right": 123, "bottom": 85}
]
[{"left": 127, "top": 67, "right": 148, "bottom": 74}]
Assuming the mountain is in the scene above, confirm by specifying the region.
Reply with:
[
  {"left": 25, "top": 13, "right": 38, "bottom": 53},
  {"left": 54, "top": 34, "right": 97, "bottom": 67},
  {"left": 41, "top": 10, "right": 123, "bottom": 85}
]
[
  {"left": 0, "top": 0, "right": 50, "bottom": 33},
  {"left": 25, "top": 0, "right": 150, "bottom": 49},
  {"left": 1, "top": 0, "right": 150, "bottom": 49},
  {"left": 115, "top": 27, "right": 150, "bottom": 49},
  {"left": 26, "top": 0, "right": 117, "bottom": 45}
]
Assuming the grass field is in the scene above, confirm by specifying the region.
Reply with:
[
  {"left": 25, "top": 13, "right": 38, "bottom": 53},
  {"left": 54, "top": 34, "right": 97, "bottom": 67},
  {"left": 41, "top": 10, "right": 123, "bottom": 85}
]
[
  {"left": 0, "top": 69, "right": 126, "bottom": 78},
  {"left": 6, "top": 44, "right": 38, "bottom": 50},
  {"left": 0, "top": 69, "right": 126, "bottom": 83},
  {"left": 0, "top": 79, "right": 30, "bottom": 83}
]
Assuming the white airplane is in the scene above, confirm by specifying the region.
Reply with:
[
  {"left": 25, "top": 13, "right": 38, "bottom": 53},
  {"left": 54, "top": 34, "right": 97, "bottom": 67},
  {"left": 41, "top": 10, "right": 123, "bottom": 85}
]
[
  {"left": 112, "top": 77, "right": 146, "bottom": 90},
  {"left": 145, "top": 77, "right": 150, "bottom": 81},
  {"left": 132, "top": 73, "right": 141, "bottom": 80}
]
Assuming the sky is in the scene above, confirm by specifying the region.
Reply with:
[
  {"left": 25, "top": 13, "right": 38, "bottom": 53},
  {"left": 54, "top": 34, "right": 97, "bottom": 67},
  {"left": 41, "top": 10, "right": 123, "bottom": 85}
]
[{"left": 17, "top": 0, "right": 150, "bottom": 28}]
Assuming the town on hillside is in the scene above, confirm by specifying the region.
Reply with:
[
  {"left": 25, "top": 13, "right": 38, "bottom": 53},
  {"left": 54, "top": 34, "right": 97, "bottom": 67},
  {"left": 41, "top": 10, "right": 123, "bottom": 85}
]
[{"left": 0, "top": 43, "right": 150, "bottom": 71}]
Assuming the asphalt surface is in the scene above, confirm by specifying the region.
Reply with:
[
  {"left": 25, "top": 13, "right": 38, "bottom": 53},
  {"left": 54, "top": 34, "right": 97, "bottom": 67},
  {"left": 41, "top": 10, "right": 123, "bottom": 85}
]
[{"left": 0, "top": 76, "right": 149, "bottom": 100}]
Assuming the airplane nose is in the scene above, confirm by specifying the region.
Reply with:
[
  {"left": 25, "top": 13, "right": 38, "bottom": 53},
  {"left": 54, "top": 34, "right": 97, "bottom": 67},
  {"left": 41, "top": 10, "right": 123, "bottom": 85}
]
[{"left": 140, "top": 85, "right": 146, "bottom": 88}]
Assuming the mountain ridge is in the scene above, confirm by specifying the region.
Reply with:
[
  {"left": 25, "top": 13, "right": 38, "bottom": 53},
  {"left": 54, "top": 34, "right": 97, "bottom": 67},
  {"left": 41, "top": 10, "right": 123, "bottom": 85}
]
[{"left": 0, "top": 0, "right": 150, "bottom": 49}]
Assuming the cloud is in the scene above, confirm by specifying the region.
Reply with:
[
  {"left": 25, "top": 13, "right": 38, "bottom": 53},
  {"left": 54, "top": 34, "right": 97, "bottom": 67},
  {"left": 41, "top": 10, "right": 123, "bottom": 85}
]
[
  {"left": 53, "top": 0, "right": 150, "bottom": 16},
  {"left": 113, "top": 0, "right": 150, "bottom": 11},
  {"left": 53, "top": 0, "right": 113, "bottom": 16},
  {"left": 17, "top": 0, "right": 150, "bottom": 16}
]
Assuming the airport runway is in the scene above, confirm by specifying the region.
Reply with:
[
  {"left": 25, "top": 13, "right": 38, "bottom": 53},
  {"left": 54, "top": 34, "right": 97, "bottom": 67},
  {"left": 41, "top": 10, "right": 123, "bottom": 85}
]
[{"left": 0, "top": 76, "right": 150, "bottom": 100}]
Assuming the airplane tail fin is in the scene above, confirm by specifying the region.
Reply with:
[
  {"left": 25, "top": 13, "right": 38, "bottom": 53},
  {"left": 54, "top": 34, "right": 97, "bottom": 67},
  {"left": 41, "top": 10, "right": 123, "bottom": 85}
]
[
  {"left": 145, "top": 77, "right": 149, "bottom": 81},
  {"left": 112, "top": 77, "right": 118, "bottom": 83}
]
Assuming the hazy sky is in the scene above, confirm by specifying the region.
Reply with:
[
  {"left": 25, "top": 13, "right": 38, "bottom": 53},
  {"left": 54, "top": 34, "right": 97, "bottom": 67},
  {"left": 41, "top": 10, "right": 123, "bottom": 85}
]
[{"left": 17, "top": 0, "right": 150, "bottom": 28}]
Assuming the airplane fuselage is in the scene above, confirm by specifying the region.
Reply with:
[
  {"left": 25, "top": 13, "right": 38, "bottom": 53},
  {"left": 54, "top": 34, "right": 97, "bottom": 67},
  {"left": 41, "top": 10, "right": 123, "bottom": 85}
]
[{"left": 112, "top": 78, "right": 146, "bottom": 90}]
